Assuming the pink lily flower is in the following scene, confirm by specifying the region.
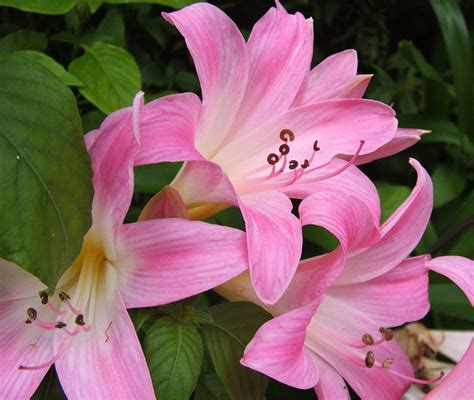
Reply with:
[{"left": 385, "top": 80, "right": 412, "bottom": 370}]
[
  {"left": 0, "top": 93, "right": 250, "bottom": 399},
  {"left": 216, "top": 159, "right": 473, "bottom": 399},
  {"left": 135, "top": 2, "right": 406, "bottom": 304}
]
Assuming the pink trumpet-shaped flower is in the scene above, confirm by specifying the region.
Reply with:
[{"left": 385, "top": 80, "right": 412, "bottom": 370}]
[
  {"left": 217, "top": 159, "right": 473, "bottom": 399},
  {"left": 0, "top": 93, "right": 250, "bottom": 399},
  {"left": 133, "top": 2, "right": 412, "bottom": 305}
]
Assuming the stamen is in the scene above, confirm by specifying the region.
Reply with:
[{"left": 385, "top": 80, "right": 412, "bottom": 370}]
[
  {"left": 75, "top": 314, "right": 86, "bottom": 326},
  {"left": 279, "top": 144, "right": 290, "bottom": 155},
  {"left": 26, "top": 308, "right": 37, "bottom": 321},
  {"left": 58, "top": 291, "right": 80, "bottom": 315},
  {"left": 65, "top": 301, "right": 80, "bottom": 316},
  {"left": 39, "top": 291, "right": 48, "bottom": 305},
  {"left": 301, "top": 159, "right": 310, "bottom": 169},
  {"left": 365, "top": 351, "right": 375, "bottom": 368},
  {"left": 362, "top": 334, "right": 374, "bottom": 346},
  {"left": 58, "top": 292, "right": 70, "bottom": 302},
  {"left": 34, "top": 319, "right": 60, "bottom": 330},
  {"left": 19, "top": 352, "right": 63, "bottom": 371},
  {"left": 382, "top": 357, "right": 394, "bottom": 369},
  {"left": 267, "top": 153, "right": 280, "bottom": 166},
  {"left": 47, "top": 303, "right": 66, "bottom": 316},
  {"left": 386, "top": 368, "right": 445, "bottom": 385},
  {"left": 63, "top": 327, "right": 80, "bottom": 336},
  {"left": 289, "top": 160, "right": 298, "bottom": 170},
  {"left": 55, "top": 322, "right": 67, "bottom": 329},
  {"left": 379, "top": 327, "right": 394, "bottom": 341},
  {"left": 280, "top": 129, "right": 295, "bottom": 142}
]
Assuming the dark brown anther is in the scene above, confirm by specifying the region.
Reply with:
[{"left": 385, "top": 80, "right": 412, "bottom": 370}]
[
  {"left": 279, "top": 144, "right": 290, "bottom": 155},
  {"left": 267, "top": 153, "right": 280, "bottom": 166},
  {"left": 365, "top": 351, "right": 375, "bottom": 368},
  {"left": 313, "top": 140, "right": 320, "bottom": 152},
  {"left": 280, "top": 129, "right": 295, "bottom": 142},
  {"left": 301, "top": 159, "right": 310, "bottom": 169},
  {"left": 55, "top": 321, "right": 67, "bottom": 329},
  {"left": 24, "top": 319, "right": 32, "bottom": 324},
  {"left": 39, "top": 291, "right": 48, "bottom": 305},
  {"left": 379, "top": 327, "right": 394, "bottom": 341},
  {"left": 75, "top": 314, "right": 86, "bottom": 326},
  {"left": 58, "top": 292, "right": 70, "bottom": 302},
  {"left": 382, "top": 357, "right": 394, "bottom": 369},
  {"left": 289, "top": 160, "right": 299, "bottom": 170},
  {"left": 27, "top": 308, "right": 37, "bottom": 321},
  {"left": 362, "top": 333, "right": 375, "bottom": 346}
]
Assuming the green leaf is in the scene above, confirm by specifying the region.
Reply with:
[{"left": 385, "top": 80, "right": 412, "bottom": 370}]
[
  {"left": 430, "top": 0, "right": 474, "bottom": 138},
  {"left": 82, "top": 8, "right": 125, "bottom": 47},
  {"left": 302, "top": 225, "right": 338, "bottom": 252},
  {"left": 0, "top": 54, "right": 93, "bottom": 289},
  {"left": 448, "top": 225, "right": 474, "bottom": 259},
  {"left": 377, "top": 183, "right": 411, "bottom": 223},
  {"left": 195, "top": 371, "right": 230, "bottom": 400},
  {"left": 134, "top": 162, "right": 182, "bottom": 194},
  {"left": 88, "top": 0, "right": 103, "bottom": 12},
  {"left": 69, "top": 43, "right": 141, "bottom": 114},
  {"left": 0, "top": 0, "right": 76, "bottom": 14},
  {"left": 429, "top": 282, "right": 473, "bottom": 322},
  {"left": 200, "top": 302, "right": 271, "bottom": 400},
  {"left": 145, "top": 317, "right": 203, "bottom": 400},
  {"left": 0, "top": 30, "right": 47, "bottom": 55},
  {"left": 104, "top": 0, "right": 198, "bottom": 7},
  {"left": 432, "top": 165, "right": 466, "bottom": 208},
  {"left": 398, "top": 40, "right": 451, "bottom": 89},
  {"left": 12, "top": 51, "right": 83, "bottom": 87}
]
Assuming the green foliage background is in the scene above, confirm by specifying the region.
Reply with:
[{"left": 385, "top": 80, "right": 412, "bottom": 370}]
[{"left": 0, "top": 0, "right": 472, "bottom": 399}]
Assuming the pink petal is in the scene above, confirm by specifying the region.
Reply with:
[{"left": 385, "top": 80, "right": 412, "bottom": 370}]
[
  {"left": 240, "top": 192, "right": 302, "bottom": 305},
  {"left": 327, "top": 256, "right": 430, "bottom": 327},
  {"left": 230, "top": 6, "right": 313, "bottom": 135},
  {"left": 241, "top": 304, "right": 320, "bottom": 389},
  {"left": 162, "top": 3, "right": 249, "bottom": 157},
  {"left": 85, "top": 92, "right": 143, "bottom": 252},
  {"left": 136, "top": 93, "right": 204, "bottom": 165},
  {"left": 55, "top": 294, "right": 154, "bottom": 399},
  {"left": 352, "top": 128, "right": 429, "bottom": 165},
  {"left": 308, "top": 50, "right": 359, "bottom": 85},
  {"left": 311, "top": 353, "right": 350, "bottom": 400},
  {"left": 116, "top": 218, "right": 249, "bottom": 307},
  {"left": 0, "top": 259, "right": 46, "bottom": 301},
  {"left": 138, "top": 185, "right": 189, "bottom": 221},
  {"left": 294, "top": 74, "right": 372, "bottom": 106},
  {"left": 285, "top": 158, "right": 381, "bottom": 226},
  {"left": 216, "top": 99, "right": 397, "bottom": 173},
  {"left": 0, "top": 298, "right": 54, "bottom": 399},
  {"left": 425, "top": 339, "right": 474, "bottom": 399},
  {"left": 336, "top": 159, "right": 432, "bottom": 284},
  {"left": 428, "top": 256, "right": 474, "bottom": 306}
]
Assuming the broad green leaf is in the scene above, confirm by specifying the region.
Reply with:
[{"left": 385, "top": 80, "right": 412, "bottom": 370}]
[
  {"left": 414, "top": 221, "right": 438, "bottom": 254},
  {"left": 69, "top": 43, "right": 141, "bottom": 114},
  {"left": 88, "top": 0, "right": 103, "bottom": 12},
  {"left": 134, "top": 162, "right": 182, "bottom": 194},
  {"left": 0, "top": 54, "right": 93, "bottom": 289},
  {"left": 429, "top": 283, "right": 474, "bottom": 322},
  {"left": 430, "top": 0, "right": 474, "bottom": 138},
  {"left": 200, "top": 302, "right": 271, "bottom": 400},
  {"left": 432, "top": 165, "right": 466, "bottom": 208},
  {"left": 0, "top": 30, "right": 47, "bottom": 54},
  {"left": 302, "top": 225, "right": 338, "bottom": 252},
  {"left": 398, "top": 40, "right": 451, "bottom": 90},
  {"left": 81, "top": 110, "right": 106, "bottom": 133},
  {"left": 208, "top": 207, "right": 245, "bottom": 231},
  {"left": 377, "top": 183, "right": 411, "bottom": 223},
  {"left": 145, "top": 317, "right": 203, "bottom": 400},
  {"left": 0, "top": 0, "right": 76, "bottom": 14},
  {"left": 104, "top": 0, "right": 198, "bottom": 7},
  {"left": 12, "top": 51, "right": 83, "bottom": 87},
  {"left": 195, "top": 372, "right": 230, "bottom": 400},
  {"left": 82, "top": 8, "right": 125, "bottom": 47},
  {"left": 448, "top": 225, "right": 474, "bottom": 259}
]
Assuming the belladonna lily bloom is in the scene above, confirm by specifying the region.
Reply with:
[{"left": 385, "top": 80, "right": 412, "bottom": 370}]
[
  {"left": 215, "top": 159, "right": 474, "bottom": 399},
  {"left": 132, "top": 1, "right": 421, "bottom": 305},
  {"left": 0, "top": 93, "right": 250, "bottom": 399}
]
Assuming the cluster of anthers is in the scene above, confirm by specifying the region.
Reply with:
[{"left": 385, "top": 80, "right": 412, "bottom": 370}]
[
  {"left": 361, "top": 327, "right": 445, "bottom": 385},
  {"left": 244, "top": 128, "right": 365, "bottom": 189}
]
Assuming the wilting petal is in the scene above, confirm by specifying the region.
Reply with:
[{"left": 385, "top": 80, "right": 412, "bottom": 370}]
[
  {"left": 309, "top": 50, "right": 358, "bottom": 85},
  {"left": 218, "top": 99, "right": 397, "bottom": 175},
  {"left": 240, "top": 191, "right": 302, "bottom": 305},
  {"left": 136, "top": 93, "right": 204, "bottom": 165},
  {"left": 425, "top": 339, "right": 474, "bottom": 399},
  {"left": 116, "top": 219, "right": 248, "bottom": 307},
  {"left": 428, "top": 256, "right": 474, "bottom": 306},
  {"left": 328, "top": 256, "right": 430, "bottom": 327},
  {"left": 286, "top": 158, "right": 381, "bottom": 226},
  {"left": 336, "top": 159, "right": 432, "bottom": 284},
  {"left": 0, "top": 259, "right": 46, "bottom": 301},
  {"left": 230, "top": 7, "right": 313, "bottom": 135},
  {"left": 311, "top": 353, "right": 350, "bottom": 400},
  {"left": 55, "top": 294, "right": 154, "bottom": 399},
  {"left": 430, "top": 330, "right": 474, "bottom": 362},
  {"left": 86, "top": 93, "right": 143, "bottom": 255},
  {"left": 163, "top": 3, "right": 249, "bottom": 157},
  {"left": 352, "top": 128, "right": 429, "bottom": 165},
  {"left": 241, "top": 304, "right": 319, "bottom": 389},
  {"left": 0, "top": 298, "right": 53, "bottom": 399}
]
